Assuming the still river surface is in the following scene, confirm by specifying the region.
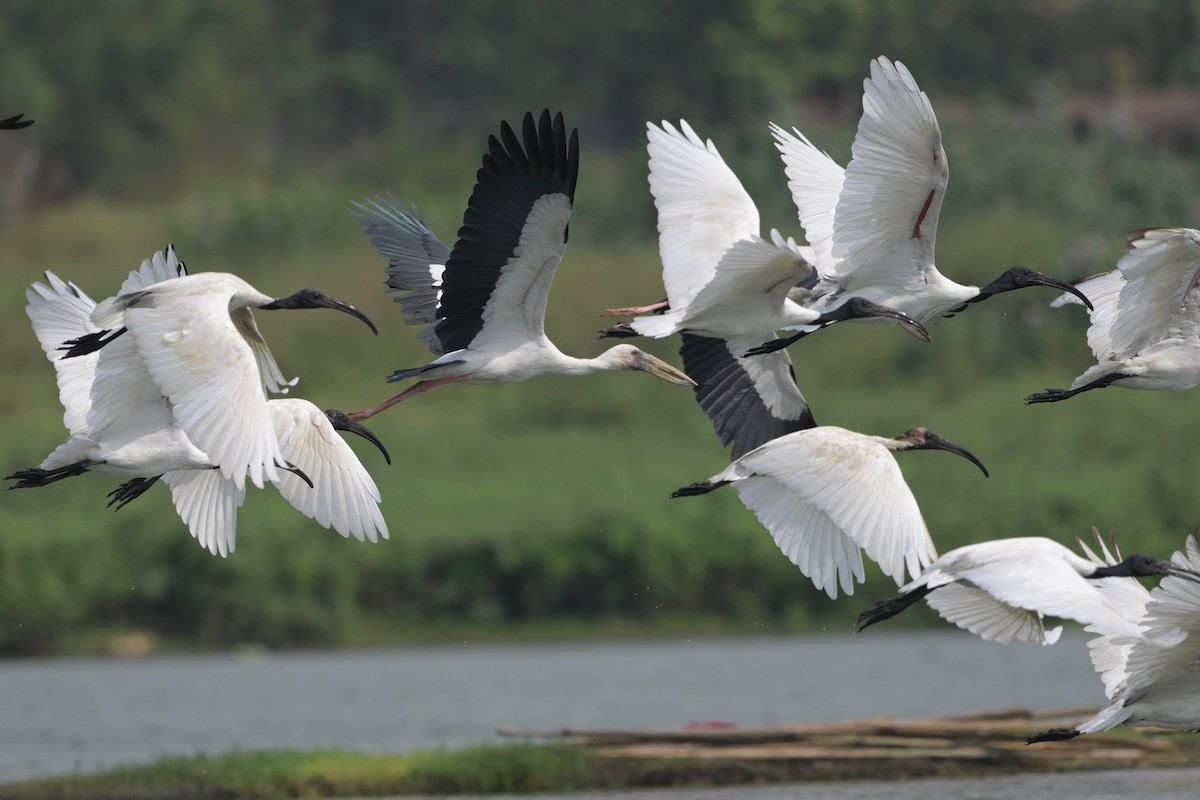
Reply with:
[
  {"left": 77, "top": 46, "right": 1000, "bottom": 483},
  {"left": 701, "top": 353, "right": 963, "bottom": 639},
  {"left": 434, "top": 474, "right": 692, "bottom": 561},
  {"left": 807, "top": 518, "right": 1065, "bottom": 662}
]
[{"left": 1, "top": 631, "right": 1196, "bottom": 798}]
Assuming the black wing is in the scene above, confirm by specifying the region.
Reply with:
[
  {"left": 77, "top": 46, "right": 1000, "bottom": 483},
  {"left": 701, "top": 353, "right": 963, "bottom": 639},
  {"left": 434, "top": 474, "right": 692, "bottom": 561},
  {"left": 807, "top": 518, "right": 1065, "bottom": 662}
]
[
  {"left": 352, "top": 194, "right": 452, "bottom": 352},
  {"left": 434, "top": 109, "right": 580, "bottom": 353},
  {"left": 681, "top": 333, "right": 816, "bottom": 459}
]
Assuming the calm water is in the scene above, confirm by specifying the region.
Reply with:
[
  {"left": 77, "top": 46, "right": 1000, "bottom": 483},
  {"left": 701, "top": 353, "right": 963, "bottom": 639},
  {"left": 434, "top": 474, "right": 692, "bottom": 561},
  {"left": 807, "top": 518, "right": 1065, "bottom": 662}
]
[{"left": 0, "top": 630, "right": 1190, "bottom": 796}]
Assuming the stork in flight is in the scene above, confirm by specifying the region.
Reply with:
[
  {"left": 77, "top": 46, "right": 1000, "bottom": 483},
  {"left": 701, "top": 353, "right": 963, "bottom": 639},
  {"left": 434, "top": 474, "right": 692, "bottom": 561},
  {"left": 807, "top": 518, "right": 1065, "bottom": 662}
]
[
  {"left": 8, "top": 248, "right": 390, "bottom": 555},
  {"left": 1028, "top": 534, "right": 1200, "bottom": 743},
  {"left": 1027, "top": 227, "right": 1200, "bottom": 404},
  {"left": 346, "top": 110, "right": 694, "bottom": 422},
  {"left": 747, "top": 56, "right": 1092, "bottom": 357},
  {"left": 597, "top": 119, "right": 931, "bottom": 349},
  {"left": 855, "top": 531, "right": 1200, "bottom": 644}
]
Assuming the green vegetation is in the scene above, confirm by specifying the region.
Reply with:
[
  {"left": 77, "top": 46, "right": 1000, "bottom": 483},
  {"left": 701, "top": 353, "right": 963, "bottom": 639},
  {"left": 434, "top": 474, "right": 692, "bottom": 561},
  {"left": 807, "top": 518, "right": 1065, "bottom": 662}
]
[
  {"left": 0, "top": 745, "right": 615, "bottom": 799},
  {"left": 4, "top": 3, "right": 1200, "bottom": 655}
]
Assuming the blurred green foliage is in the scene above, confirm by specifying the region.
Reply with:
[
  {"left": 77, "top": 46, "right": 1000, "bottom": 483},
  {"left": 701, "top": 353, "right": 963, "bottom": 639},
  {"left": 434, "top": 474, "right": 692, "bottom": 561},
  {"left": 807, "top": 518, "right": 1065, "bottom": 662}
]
[{"left": 3, "top": 2, "right": 1200, "bottom": 655}]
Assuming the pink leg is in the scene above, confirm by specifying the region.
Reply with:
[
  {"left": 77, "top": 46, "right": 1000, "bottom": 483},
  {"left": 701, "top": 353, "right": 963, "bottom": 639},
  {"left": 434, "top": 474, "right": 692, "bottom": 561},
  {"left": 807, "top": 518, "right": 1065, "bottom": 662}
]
[
  {"left": 348, "top": 376, "right": 469, "bottom": 421},
  {"left": 601, "top": 300, "right": 669, "bottom": 317}
]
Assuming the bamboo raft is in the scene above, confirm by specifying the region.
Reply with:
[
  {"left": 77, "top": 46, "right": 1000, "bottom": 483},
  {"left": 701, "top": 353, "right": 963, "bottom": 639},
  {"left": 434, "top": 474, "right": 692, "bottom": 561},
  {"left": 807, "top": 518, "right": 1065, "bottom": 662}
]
[{"left": 499, "top": 708, "right": 1200, "bottom": 784}]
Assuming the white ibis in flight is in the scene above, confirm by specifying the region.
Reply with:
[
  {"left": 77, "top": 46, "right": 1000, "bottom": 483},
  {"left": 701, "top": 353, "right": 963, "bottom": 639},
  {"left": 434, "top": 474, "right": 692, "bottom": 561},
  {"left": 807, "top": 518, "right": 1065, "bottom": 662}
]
[
  {"left": 9, "top": 248, "right": 390, "bottom": 556},
  {"left": 1027, "top": 227, "right": 1200, "bottom": 404},
  {"left": 671, "top": 334, "right": 988, "bottom": 598},
  {"left": 1028, "top": 534, "right": 1200, "bottom": 743},
  {"left": 57, "top": 250, "right": 378, "bottom": 490},
  {"left": 855, "top": 531, "right": 1200, "bottom": 644},
  {"left": 345, "top": 110, "right": 694, "bottom": 422},
  {"left": 597, "top": 119, "right": 930, "bottom": 348},
  {"left": 747, "top": 56, "right": 1091, "bottom": 356}
]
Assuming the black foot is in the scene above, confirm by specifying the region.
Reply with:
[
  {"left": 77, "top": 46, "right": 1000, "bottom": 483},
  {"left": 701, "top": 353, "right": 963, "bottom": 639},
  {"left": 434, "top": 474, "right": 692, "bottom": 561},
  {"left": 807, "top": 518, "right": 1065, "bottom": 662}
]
[
  {"left": 1026, "top": 728, "right": 1081, "bottom": 744},
  {"left": 1026, "top": 374, "right": 1122, "bottom": 405},
  {"left": 597, "top": 323, "right": 639, "bottom": 339},
  {"left": 107, "top": 475, "right": 162, "bottom": 510},
  {"left": 671, "top": 480, "right": 726, "bottom": 498},
  {"left": 854, "top": 585, "right": 931, "bottom": 632},
  {"left": 742, "top": 334, "right": 801, "bottom": 357},
  {"left": 0, "top": 113, "right": 34, "bottom": 130},
  {"left": 7, "top": 462, "right": 91, "bottom": 489},
  {"left": 59, "top": 327, "right": 126, "bottom": 358},
  {"left": 1025, "top": 388, "right": 1073, "bottom": 404}
]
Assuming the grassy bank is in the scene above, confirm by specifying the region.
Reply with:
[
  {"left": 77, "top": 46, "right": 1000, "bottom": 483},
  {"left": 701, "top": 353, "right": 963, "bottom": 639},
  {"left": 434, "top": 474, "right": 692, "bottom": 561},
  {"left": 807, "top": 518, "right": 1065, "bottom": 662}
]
[
  {"left": 5, "top": 722, "right": 1200, "bottom": 799},
  {"left": 0, "top": 745, "right": 609, "bottom": 799}
]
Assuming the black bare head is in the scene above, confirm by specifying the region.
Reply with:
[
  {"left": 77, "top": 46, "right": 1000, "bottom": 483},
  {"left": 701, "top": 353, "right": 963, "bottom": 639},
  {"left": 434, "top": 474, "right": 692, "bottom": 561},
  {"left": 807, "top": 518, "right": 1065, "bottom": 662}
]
[
  {"left": 891, "top": 427, "right": 989, "bottom": 478},
  {"left": 259, "top": 288, "right": 378, "bottom": 334},
  {"left": 821, "top": 297, "right": 932, "bottom": 343},
  {"left": 1090, "top": 553, "right": 1200, "bottom": 583},
  {"left": 973, "top": 266, "right": 1094, "bottom": 311},
  {"left": 325, "top": 409, "right": 392, "bottom": 465}
]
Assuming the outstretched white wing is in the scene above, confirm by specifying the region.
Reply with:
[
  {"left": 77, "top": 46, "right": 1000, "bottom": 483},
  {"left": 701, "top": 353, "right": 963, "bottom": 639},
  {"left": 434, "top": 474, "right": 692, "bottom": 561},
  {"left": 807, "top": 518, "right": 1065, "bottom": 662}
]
[
  {"left": 647, "top": 119, "right": 762, "bottom": 310},
  {"left": 719, "top": 426, "right": 937, "bottom": 598},
  {"left": 832, "top": 57, "right": 947, "bottom": 292},
  {"left": 163, "top": 468, "right": 245, "bottom": 558},
  {"left": 269, "top": 400, "right": 388, "bottom": 543},
  {"left": 771, "top": 123, "right": 845, "bottom": 274},
  {"left": 25, "top": 272, "right": 99, "bottom": 436}
]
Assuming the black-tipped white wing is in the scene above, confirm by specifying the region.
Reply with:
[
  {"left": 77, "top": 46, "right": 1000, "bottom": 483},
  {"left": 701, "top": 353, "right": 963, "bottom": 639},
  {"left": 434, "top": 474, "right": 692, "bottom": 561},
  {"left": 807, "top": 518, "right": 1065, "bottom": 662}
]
[
  {"left": 832, "top": 56, "right": 947, "bottom": 290},
  {"left": 353, "top": 195, "right": 450, "bottom": 352},
  {"left": 433, "top": 110, "right": 579, "bottom": 354},
  {"left": 680, "top": 333, "right": 814, "bottom": 459},
  {"left": 269, "top": 400, "right": 388, "bottom": 543},
  {"left": 118, "top": 244, "right": 188, "bottom": 294},
  {"left": 163, "top": 469, "right": 245, "bottom": 558}
]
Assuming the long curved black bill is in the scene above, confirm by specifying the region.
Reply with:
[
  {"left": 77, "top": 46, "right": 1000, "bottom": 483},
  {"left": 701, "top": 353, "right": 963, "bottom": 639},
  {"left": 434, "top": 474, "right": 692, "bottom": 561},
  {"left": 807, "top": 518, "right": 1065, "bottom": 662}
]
[
  {"left": 1028, "top": 273, "right": 1094, "bottom": 311},
  {"left": 261, "top": 288, "right": 379, "bottom": 334},
  {"left": 973, "top": 267, "right": 1095, "bottom": 312},
  {"left": 921, "top": 433, "right": 989, "bottom": 478},
  {"left": 326, "top": 409, "right": 391, "bottom": 465},
  {"left": 830, "top": 298, "right": 931, "bottom": 343}
]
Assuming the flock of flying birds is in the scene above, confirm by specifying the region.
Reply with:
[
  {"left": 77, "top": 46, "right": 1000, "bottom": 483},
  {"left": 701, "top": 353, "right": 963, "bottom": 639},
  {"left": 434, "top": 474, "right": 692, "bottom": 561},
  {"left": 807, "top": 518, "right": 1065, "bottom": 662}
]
[{"left": 7, "top": 55, "right": 1200, "bottom": 743}]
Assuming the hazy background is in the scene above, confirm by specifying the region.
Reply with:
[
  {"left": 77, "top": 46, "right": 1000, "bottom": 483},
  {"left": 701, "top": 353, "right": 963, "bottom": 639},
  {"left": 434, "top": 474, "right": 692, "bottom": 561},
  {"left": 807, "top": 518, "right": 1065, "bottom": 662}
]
[{"left": 4, "top": 0, "right": 1200, "bottom": 656}]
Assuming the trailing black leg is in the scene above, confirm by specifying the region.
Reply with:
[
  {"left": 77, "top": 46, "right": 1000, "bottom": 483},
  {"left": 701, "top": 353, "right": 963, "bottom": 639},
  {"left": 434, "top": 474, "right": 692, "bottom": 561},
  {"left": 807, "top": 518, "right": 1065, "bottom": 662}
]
[
  {"left": 671, "top": 480, "right": 729, "bottom": 498},
  {"left": 7, "top": 461, "right": 92, "bottom": 489},
  {"left": 107, "top": 475, "right": 162, "bottom": 510},
  {"left": 1026, "top": 373, "right": 1123, "bottom": 404},
  {"left": 855, "top": 584, "right": 934, "bottom": 632},
  {"left": 1026, "top": 728, "right": 1081, "bottom": 744}
]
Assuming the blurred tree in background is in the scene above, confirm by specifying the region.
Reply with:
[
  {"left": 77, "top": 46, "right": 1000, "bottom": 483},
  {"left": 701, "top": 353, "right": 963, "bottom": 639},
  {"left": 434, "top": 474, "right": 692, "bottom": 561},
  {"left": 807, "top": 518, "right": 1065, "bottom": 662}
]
[{"left": 3, "top": 0, "right": 1200, "bottom": 206}]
